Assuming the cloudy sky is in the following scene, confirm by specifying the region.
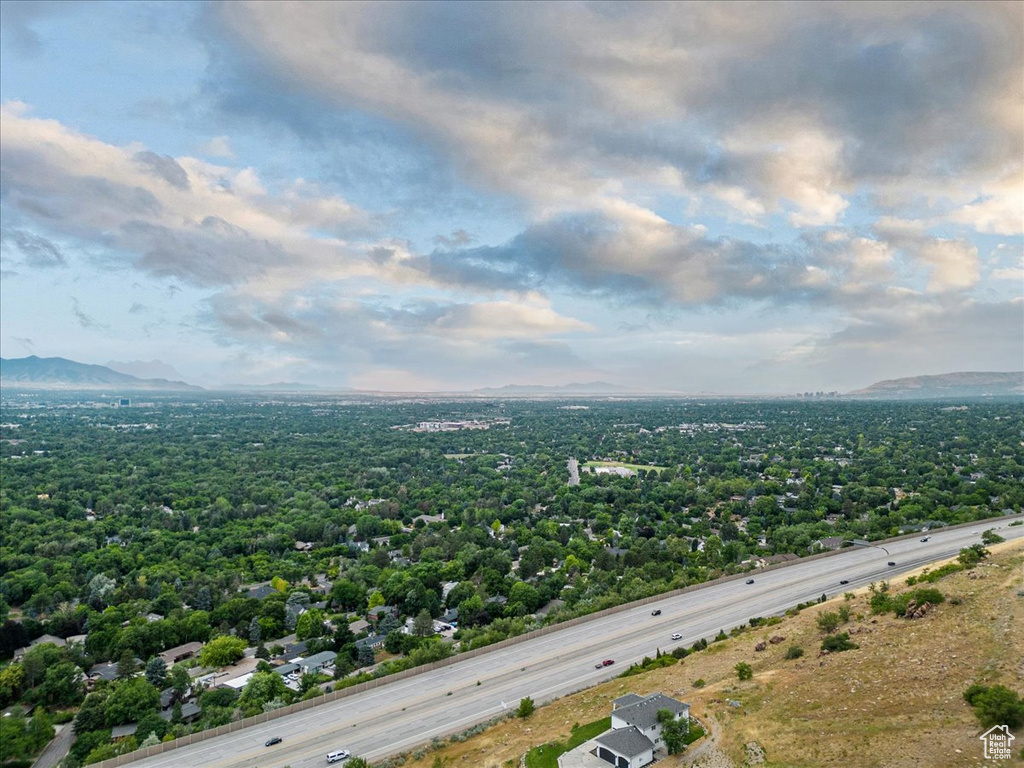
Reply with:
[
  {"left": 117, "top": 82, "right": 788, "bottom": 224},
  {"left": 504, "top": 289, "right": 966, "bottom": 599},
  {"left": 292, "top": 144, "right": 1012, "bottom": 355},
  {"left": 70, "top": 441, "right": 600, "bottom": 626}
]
[{"left": 1, "top": 1, "right": 1021, "bottom": 392}]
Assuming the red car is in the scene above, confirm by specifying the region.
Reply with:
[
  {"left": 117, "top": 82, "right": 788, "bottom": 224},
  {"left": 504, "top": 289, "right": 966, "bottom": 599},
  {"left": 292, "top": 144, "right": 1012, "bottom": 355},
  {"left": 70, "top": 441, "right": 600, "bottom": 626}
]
[{"left": 602, "top": 659, "right": 615, "bottom": 666}]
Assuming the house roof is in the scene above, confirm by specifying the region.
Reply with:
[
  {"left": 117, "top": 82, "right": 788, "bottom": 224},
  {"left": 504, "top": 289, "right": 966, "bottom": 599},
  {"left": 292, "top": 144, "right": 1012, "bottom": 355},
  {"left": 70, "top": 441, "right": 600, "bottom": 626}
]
[
  {"left": 611, "top": 693, "right": 645, "bottom": 708},
  {"left": 88, "top": 662, "right": 120, "bottom": 681},
  {"left": 613, "top": 693, "right": 689, "bottom": 731},
  {"left": 273, "top": 663, "right": 299, "bottom": 676},
  {"left": 355, "top": 633, "right": 384, "bottom": 649},
  {"left": 111, "top": 723, "right": 139, "bottom": 739},
  {"left": 594, "top": 726, "right": 654, "bottom": 758},
  {"left": 300, "top": 651, "right": 337, "bottom": 667},
  {"left": 246, "top": 585, "right": 280, "bottom": 600}
]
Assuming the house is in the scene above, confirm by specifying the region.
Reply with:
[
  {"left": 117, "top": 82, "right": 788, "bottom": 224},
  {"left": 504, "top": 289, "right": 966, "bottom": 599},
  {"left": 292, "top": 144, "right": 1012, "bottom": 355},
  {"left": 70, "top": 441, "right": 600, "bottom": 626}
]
[
  {"left": 272, "top": 662, "right": 300, "bottom": 677},
  {"left": 88, "top": 662, "right": 123, "bottom": 682},
  {"left": 275, "top": 640, "right": 309, "bottom": 662},
  {"left": 593, "top": 727, "right": 654, "bottom": 768},
  {"left": 158, "top": 701, "right": 201, "bottom": 723},
  {"left": 354, "top": 634, "right": 385, "bottom": 651},
  {"left": 814, "top": 536, "right": 846, "bottom": 551},
  {"left": 348, "top": 619, "right": 370, "bottom": 635},
  {"left": 158, "top": 641, "right": 204, "bottom": 666},
  {"left": 298, "top": 650, "right": 337, "bottom": 675},
  {"left": 111, "top": 723, "right": 138, "bottom": 741},
  {"left": 557, "top": 693, "right": 689, "bottom": 768},
  {"left": 413, "top": 512, "right": 445, "bottom": 525},
  {"left": 368, "top": 605, "right": 398, "bottom": 622},
  {"left": 246, "top": 584, "right": 280, "bottom": 601},
  {"left": 12, "top": 633, "right": 67, "bottom": 660}
]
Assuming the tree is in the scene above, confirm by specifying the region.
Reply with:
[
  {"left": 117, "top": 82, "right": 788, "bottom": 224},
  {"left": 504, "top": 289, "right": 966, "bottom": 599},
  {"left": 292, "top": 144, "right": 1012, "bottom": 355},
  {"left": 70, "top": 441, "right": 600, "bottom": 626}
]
[
  {"left": 657, "top": 708, "right": 687, "bottom": 754},
  {"left": 296, "top": 608, "right": 327, "bottom": 640},
  {"left": 237, "top": 672, "right": 291, "bottom": 716},
  {"left": 117, "top": 649, "right": 139, "bottom": 680},
  {"left": 38, "top": 661, "right": 85, "bottom": 707},
  {"left": 145, "top": 656, "right": 167, "bottom": 688},
  {"left": 413, "top": 609, "right": 434, "bottom": 637},
  {"left": 517, "top": 696, "right": 535, "bottom": 718},
  {"left": 105, "top": 677, "right": 160, "bottom": 726},
  {"left": 357, "top": 644, "right": 376, "bottom": 667},
  {"left": 199, "top": 636, "right": 246, "bottom": 667},
  {"left": 169, "top": 664, "right": 191, "bottom": 696},
  {"left": 964, "top": 684, "right": 1024, "bottom": 729},
  {"left": 735, "top": 662, "right": 753, "bottom": 681},
  {"left": 248, "top": 616, "right": 262, "bottom": 645}
]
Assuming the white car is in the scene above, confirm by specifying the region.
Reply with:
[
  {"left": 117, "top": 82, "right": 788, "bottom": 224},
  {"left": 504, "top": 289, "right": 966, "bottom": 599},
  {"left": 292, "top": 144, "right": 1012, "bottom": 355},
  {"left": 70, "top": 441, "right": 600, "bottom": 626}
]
[
  {"left": 671, "top": 633, "right": 682, "bottom": 641},
  {"left": 327, "top": 749, "right": 350, "bottom": 763}
]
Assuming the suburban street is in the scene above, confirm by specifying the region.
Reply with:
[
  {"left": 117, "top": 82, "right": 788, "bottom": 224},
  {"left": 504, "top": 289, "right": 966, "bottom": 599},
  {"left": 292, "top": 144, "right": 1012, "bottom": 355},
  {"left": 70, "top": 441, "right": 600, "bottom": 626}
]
[{"left": 126, "top": 518, "right": 1023, "bottom": 768}]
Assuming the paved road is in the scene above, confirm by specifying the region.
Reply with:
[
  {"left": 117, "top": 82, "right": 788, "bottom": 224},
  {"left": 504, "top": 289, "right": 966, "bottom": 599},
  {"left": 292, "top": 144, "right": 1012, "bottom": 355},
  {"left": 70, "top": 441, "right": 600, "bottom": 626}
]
[
  {"left": 33, "top": 722, "right": 74, "bottom": 768},
  {"left": 127, "top": 518, "right": 1023, "bottom": 768},
  {"left": 567, "top": 457, "right": 580, "bottom": 486}
]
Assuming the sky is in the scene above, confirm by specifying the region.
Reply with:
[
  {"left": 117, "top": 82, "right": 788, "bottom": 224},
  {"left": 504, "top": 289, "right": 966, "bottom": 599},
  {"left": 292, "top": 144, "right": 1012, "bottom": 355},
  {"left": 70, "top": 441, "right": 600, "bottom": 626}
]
[{"left": 0, "top": 1, "right": 1021, "bottom": 393}]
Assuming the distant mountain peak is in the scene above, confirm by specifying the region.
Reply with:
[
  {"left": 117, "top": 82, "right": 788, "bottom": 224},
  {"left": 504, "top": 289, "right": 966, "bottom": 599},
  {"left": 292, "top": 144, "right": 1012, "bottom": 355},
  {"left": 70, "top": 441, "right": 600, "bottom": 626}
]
[
  {"left": 848, "top": 371, "right": 1023, "bottom": 399},
  {"left": 0, "top": 356, "right": 202, "bottom": 391}
]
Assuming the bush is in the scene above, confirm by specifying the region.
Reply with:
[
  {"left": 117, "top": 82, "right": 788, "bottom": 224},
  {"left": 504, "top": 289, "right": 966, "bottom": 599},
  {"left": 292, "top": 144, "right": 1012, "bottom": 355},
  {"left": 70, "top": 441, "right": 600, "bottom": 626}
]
[
  {"left": 964, "top": 684, "right": 1024, "bottom": 729},
  {"left": 692, "top": 678, "right": 706, "bottom": 688},
  {"left": 816, "top": 612, "right": 840, "bottom": 634},
  {"left": 785, "top": 645, "right": 804, "bottom": 660},
  {"left": 821, "top": 633, "right": 858, "bottom": 653},
  {"left": 517, "top": 697, "right": 535, "bottom": 718},
  {"left": 981, "top": 529, "right": 1005, "bottom": 544},
  {"left": 735, "top": 662, "right": 753, "bottom": 681}
]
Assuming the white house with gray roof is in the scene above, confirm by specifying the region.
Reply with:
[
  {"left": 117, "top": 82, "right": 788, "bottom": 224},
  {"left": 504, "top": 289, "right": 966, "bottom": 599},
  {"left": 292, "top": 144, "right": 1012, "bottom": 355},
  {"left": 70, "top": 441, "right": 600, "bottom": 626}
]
[{"left": 558, "top": 693, "right": 689, "bottom": 768}]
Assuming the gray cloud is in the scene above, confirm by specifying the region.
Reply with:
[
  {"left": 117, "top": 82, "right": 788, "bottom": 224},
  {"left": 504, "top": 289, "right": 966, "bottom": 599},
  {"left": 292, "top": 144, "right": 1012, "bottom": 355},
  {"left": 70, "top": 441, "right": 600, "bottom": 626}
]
[
  {"left": 133, "top": 151, "right": 191, "bottom": 190},
  {"left": 2, "top": 229, "right": 66, "bottom": 268},
  {"left": 70, "top": 298, "right": 104, "bottom": 329}
]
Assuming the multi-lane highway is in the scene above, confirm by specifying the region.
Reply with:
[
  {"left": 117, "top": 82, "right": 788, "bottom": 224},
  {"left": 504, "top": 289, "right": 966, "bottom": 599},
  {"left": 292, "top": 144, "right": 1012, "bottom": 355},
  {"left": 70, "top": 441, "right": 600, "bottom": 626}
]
[{"left": 125, "top": 518, "right": 1023, "bottom": 768}]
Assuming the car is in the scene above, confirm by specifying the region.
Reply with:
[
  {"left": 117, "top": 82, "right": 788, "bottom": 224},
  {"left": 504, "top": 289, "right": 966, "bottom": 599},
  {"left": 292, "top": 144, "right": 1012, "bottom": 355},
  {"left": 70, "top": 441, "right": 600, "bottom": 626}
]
[
  {"left": 327, "top": 749, "right": 351, "bottom": 763},
  {"left": 671, "top": 633, "right": 682, "bottom": 640},
  {"left": 265, "top": 737, "right": 283, "bottom": 747},
  {"left": 970, "top": 530, "right": 979, "bottom": 534},
  {"left": 651, "top": 609, "right": 662, "bottom": 616},
  {"left": 887, "top": 561, "right": 896, "bottom": 566},
  {"left": 602, "top": 659, "right": 615, "bottom": 666},
  {"left": 595, "top": 662, "right": 604, "bottom": 669},
  {"left": 839, "top": 579, "right": 849, "bottom": 585},
  {"left": 745, "top": 579, "right": 755, "bottom": 584},
  {"left": 920, "top": 536, "right": 930, "bottom": 542}
]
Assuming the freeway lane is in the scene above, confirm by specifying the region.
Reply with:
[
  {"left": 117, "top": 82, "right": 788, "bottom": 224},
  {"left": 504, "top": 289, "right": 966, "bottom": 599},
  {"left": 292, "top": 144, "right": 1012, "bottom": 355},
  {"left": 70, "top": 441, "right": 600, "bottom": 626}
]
[{"left": 125, "top": 518, "right": 1023, "bottom": 768}]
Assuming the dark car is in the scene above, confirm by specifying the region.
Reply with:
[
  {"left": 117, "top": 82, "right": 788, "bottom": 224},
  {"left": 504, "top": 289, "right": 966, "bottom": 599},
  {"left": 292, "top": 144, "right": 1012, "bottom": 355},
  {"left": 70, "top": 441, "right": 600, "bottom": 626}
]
[
  {"left": 840, "top": 579, "right": 849, "bottom": 585},
  {"left": 745, "top": 579, "right": 755, "bottom": 584},
  {"left": 651, "top": 609, "right": 661, "bottom": 616},
  {"left": 265, "top": 737, "right": 282, "bottom": 747},
  {"left": 920, "top": 536, "right": 930, "bottom": 542},
  {"left": 887, "top": 561, "right": 896, "bottom": 566}
]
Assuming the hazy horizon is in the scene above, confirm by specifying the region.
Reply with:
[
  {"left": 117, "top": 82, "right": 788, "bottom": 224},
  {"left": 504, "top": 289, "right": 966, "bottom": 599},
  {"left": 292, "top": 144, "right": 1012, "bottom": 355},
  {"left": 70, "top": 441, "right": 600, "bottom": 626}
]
[{"left": 1, "top": 1, "right": 1021, "bottom": 392}]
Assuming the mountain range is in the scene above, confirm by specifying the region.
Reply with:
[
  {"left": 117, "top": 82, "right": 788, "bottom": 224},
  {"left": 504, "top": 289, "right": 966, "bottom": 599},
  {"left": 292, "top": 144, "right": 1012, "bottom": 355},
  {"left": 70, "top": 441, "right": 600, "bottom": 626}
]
[
  {"left": 847, "top": 371, "right": 1023, "bottom": 399},
  {"left": 0, "top": 356, "right": 202, "bottom": 391},
  {"left": 2, "top": 356, "right": 1021, "bottom": 398}
]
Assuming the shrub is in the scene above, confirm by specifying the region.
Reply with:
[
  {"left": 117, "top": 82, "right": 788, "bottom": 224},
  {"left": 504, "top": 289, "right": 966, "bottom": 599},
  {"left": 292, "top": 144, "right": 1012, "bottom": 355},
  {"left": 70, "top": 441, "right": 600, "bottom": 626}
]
[
  {"left": 735, "top": 662, "right": 753, "bottom": 681},
  {"left": 821, "top": 633, "right": 858, "bottom": 653},
  {"left": 692, "top": 678, "right": 706, "bottom": 688},
  {"left": 964, "top": 684, "right": 1024, "bottom": 729},
  {"left": 517, "top": 697, "right": 535, "bottom": 718},
  {"left": 785, "top": 645, "right": 804, "bottom": 660},
  {"left": 816, "top": 612, "right": 840, "bottom": 634}
]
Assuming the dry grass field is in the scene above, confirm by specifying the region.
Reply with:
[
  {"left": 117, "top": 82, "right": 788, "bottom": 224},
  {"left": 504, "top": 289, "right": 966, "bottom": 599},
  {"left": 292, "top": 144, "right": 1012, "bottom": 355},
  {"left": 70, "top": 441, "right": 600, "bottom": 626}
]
[{"left": 388, "top": 540, "right": 1024, "bottom": 768}]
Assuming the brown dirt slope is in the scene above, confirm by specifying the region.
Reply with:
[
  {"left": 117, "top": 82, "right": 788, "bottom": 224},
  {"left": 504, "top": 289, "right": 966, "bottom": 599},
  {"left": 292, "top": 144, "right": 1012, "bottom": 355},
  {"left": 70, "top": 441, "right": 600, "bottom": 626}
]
[{"left": 388, "top": 541, "right": 1024, "bottom": 768}]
